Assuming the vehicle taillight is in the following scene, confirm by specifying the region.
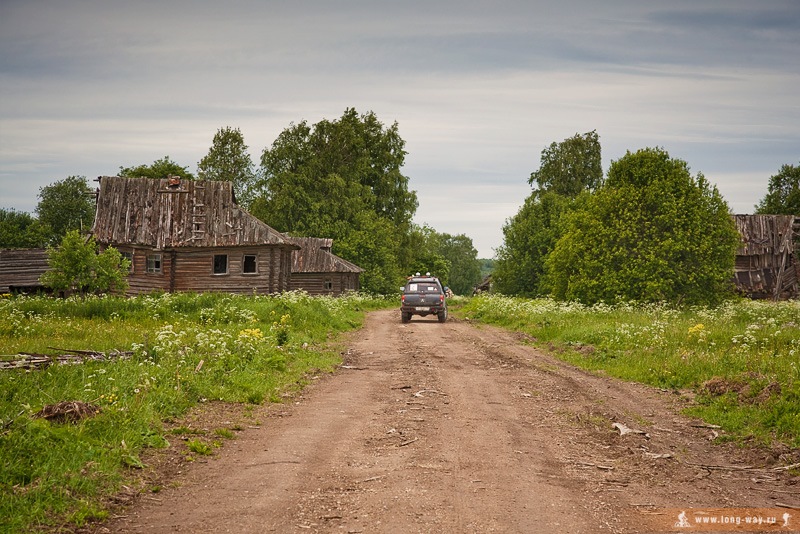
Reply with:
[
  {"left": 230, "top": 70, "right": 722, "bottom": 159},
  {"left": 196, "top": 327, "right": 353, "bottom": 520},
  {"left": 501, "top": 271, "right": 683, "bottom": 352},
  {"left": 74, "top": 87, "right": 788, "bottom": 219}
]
[
  {"left": 439, "top": 294, "right": 444, "bottom": 303},
  {"left": 401, "top": 295, "right": 406, "bottom": 303}
]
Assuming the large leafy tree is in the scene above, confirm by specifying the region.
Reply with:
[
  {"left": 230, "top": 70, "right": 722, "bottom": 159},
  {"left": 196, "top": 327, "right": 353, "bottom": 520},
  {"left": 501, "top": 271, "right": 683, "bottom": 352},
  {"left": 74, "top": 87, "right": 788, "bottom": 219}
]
[
  {"left": 493, "top": 191, "right": 578, "bottom": 297},
  {"left": 333, "top": 211, "right": 405, "bottom": 294},
  {"left": 405, "top": 225, "right": 451, "bottom": 285},
  {"left": 403, "top": 225, "right": 481, "bottom": 295},
  {"left": 197, "top": 127, "right": 258, "bottom": 208},
  {"left": 40, "top": 230, "right": 130, "bottom": 296},
  {"left": 529, "top": 130, "right": 603, "bottom": 196},
  {"left": 755, "top": 163, "right": 800, "bottom": 214},
  {"left": 436, "top": 232, "right": 481, "bottom": 296},
  {"left": 494, "top": 131, "right": 602, "bottom": 296},
  {"left": 0, "top": 209, "right": 48, "bottom": 248},
  {"left": 35, "top": 176, "right": 96, "bottom": 245},
  {"left": 119, "top": 156, "right": 194, "bottom": 180},
  {"left": 546, "top": 147, "right": 739, "bottom": 305},
  {"left": 252, "top": 108, "right": 419, "bottom": 293}
]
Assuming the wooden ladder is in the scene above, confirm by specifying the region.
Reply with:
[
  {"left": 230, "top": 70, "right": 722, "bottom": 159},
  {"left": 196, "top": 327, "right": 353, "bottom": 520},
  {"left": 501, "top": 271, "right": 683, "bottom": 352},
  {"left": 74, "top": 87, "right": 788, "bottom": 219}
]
[{"left": 191, "top": 182, "right": 206, "bottom": 241}]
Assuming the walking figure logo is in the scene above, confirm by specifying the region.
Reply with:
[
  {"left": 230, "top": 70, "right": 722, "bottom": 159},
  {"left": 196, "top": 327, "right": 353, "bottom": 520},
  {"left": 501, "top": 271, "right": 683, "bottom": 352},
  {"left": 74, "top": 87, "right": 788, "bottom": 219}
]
[
  {"left": 783, "top": 512, "right": 792, "bottom": 528},
  {"left": 674, "top": 511, "right": 692, "bottom": 528}
]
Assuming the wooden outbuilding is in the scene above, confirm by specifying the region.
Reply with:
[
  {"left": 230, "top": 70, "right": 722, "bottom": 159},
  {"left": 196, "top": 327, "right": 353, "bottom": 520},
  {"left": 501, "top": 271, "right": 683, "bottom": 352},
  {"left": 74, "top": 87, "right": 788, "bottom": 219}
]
[
  {"left": 733, "top": 214, "right": 800, "bottom": 300},
  {"left": 0, "top": 248, "right": 49, "bottom": 293},
  {"left": 289, "top": 237, "right": 363, "bottom": 295},
  {"left": 91, "top": 176, "right": 299, "bottom": 295}
]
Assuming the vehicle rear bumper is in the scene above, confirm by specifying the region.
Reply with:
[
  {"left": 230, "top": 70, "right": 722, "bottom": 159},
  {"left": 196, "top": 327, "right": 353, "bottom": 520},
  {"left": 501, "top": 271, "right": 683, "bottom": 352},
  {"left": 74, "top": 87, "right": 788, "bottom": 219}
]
[{"left": 401, "top": 305, "right": 445, "bottom": 314}]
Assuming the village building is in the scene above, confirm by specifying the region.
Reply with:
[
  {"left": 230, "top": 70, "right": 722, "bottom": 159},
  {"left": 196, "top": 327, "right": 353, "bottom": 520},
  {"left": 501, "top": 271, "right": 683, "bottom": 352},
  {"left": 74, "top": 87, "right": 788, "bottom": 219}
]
[
  {"left": 1, "top": 177, "right": 366, "bottom": 297},
  {"left": 733, "top": 214, "right": 800, "bottom": 299},
  {"left": 91, "top": 175, "right": 300, "bottom": 295},
  {"left": 0, "top": 248, "right": 49, "bottom": 294},
  {"left": 289, "top": 237, "right": 363, "bottom": 295}
]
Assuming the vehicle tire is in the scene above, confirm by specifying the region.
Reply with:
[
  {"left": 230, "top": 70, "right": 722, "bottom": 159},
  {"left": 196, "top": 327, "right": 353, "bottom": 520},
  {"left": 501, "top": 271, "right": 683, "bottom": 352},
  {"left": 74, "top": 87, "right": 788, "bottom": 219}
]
[
  {"left": 401, "top": 312, "right": 411, "bottom": 323},
  {"left": 437, "top": 310, "right": 447, "bottom": 323}
]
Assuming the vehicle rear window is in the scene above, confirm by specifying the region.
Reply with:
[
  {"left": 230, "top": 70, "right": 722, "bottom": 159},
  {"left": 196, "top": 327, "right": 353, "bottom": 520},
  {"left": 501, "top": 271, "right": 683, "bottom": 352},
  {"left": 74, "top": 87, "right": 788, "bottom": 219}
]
[{"left": 406, "top": 283, "right": 440, "bottom": 293}]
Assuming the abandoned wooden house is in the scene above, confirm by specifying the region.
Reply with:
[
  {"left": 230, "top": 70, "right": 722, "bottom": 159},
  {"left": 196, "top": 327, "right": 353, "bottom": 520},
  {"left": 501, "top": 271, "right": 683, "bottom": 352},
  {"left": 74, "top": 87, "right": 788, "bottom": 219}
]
[
  {"left": 733, "top": 214, "right": 800, "bottom": 300},
  {"left": 91, "top": 175, "right": 299, "bottom": 295},
  {"left": 289, "top": 237, "right": 363, "bottom": 295},
  {"left": 0, "top": 248, "right": 49, "bottom": 294}
]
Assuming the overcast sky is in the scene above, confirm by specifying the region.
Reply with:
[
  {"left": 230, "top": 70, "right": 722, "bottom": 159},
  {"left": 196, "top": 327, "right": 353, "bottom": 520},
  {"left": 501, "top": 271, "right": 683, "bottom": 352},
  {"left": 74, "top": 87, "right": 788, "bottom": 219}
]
[{"left": 1, "top": 1, "right": 798, "bottom": 257}]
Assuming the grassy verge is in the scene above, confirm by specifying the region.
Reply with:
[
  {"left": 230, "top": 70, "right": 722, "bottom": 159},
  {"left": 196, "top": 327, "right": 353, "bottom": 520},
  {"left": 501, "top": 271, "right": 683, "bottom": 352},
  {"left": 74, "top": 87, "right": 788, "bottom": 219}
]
[
  {"left": 0, "top": 291, "right": 393, "bottom": 532},
  {"left": 457, "top": 295, "right": 800, "bottom": 448}
]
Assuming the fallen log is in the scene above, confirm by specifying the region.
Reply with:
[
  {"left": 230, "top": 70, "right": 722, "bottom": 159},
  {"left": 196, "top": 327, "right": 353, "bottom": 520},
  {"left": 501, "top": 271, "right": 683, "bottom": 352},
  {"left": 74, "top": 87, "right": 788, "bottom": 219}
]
[{"left": 0, "top": 350, "right": 133, "bottom": 371}]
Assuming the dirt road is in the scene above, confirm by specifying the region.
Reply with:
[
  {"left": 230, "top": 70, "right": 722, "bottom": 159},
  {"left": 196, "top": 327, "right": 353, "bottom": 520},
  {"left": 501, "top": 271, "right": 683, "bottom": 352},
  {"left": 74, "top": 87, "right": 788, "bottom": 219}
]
[{"left": 104, "top": 310, "right": 799, "bottom": 533}]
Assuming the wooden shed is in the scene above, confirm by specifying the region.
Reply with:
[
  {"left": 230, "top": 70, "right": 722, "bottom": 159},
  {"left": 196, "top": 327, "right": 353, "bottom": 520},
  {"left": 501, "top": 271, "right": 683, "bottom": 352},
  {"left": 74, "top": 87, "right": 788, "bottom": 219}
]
[
  {"left": 0, "top": 248, "right": 49, "bottom": 293},
  {"left": 289, "top": 237, "right": 363, "bottom": 295},
  {"left": 92, "top": 176, "right": 299, "bottom": 295},
  {"left": 733, "top": 214, "right": 800, "bottom": 300}
]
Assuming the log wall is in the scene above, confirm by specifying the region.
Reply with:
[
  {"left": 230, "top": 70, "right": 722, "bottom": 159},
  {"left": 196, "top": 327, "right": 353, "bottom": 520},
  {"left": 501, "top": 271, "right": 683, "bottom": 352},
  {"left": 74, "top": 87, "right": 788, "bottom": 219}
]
[
  {"left": 0, "top": 249, "right": 49, "bottom": 293},
  {"left": 117, "top": 245, "right": 293, "bottom": 295},
  {"left": 288, "top": 272, "right": 360, "bottom": 295}
]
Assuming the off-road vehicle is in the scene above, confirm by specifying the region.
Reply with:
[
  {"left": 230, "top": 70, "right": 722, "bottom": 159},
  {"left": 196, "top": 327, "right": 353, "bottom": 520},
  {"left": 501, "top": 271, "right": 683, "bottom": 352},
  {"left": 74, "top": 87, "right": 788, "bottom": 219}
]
[{"left": 400, "top": 274, "right": 447, "bottom": 323}]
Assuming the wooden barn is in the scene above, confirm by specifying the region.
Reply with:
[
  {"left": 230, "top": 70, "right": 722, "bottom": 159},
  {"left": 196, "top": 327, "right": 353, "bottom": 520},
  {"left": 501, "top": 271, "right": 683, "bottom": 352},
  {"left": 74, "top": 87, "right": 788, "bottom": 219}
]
[
  {"left": 0, "top": 248, "right": 49, "bottom": 293},
  {"left": 733, "top": 214, "right": 800, "bottom": 300},
  {"left": 92, "top": 175, "right": 299, "bottom": 295},
  {"left": 289, "top": 237, "right": 363, "bottom": 295}
]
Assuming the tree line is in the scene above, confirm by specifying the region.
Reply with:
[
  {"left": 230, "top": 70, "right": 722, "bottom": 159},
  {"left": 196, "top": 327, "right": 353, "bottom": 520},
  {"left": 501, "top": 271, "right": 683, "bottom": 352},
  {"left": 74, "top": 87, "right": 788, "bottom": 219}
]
[
  {"left": 0, "top": 108, "right": 481, "bottom": 296},
  {"left": 493, "top": 130, "right": 800, "bottom": 305},
  {"left": 3, "top": 112, "right": 796, "bottom": 301}
]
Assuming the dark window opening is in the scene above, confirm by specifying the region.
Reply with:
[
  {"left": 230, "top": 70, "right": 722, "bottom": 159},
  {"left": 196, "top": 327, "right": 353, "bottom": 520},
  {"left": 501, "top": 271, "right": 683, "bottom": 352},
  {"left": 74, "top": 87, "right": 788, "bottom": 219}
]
[
  {"left": 243, "top": 255, "right": 257, "bottom": 274},
  {"left": 324, "top": 280, "right": 333, "bottom": 291},
  {"left": 146, "top": 254, "right": 162, "bottom": 274},
  {"left": 213, "top": 254, "right": 228, "bottom": 274}
]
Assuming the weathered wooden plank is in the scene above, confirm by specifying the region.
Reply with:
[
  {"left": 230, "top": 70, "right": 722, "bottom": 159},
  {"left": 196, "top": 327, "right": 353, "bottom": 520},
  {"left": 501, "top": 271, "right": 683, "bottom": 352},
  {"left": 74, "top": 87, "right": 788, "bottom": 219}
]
[{"left": 733, "top": 214, "right": 798, "bottom": 299}]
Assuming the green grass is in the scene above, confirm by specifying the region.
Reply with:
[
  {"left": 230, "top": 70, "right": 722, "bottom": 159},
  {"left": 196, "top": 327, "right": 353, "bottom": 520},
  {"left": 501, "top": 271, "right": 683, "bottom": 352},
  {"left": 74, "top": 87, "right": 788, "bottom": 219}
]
[
  {"left": 458, "top": 295, "right": 800, "bottom": 448},
  {"left": 0, "top": 290, "right": 393, "bottom": 533}
]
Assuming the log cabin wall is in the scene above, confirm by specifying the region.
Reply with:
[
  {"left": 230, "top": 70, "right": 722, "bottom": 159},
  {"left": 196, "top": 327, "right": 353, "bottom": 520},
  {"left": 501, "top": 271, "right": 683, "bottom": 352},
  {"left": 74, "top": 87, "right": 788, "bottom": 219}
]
[
  {"left": 114, "top": 245, "right": 295, "bottom": 295},
  {"left": 288, "top": 272, "right": 359, "bottom": 295},
  {"left": 289, "top": 237, "right": 363, "bottom": 295},
  {"left": 115, "top": 245, "right": 171, "bottom": 295},
  {"left": 0, "top": 248, "right": 49, "bottom": 293}
]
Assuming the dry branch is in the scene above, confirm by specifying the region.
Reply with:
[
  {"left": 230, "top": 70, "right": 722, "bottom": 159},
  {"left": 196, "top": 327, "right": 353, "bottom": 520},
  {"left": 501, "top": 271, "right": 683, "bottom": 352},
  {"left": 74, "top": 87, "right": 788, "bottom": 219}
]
[
  {"left": 0, "top": 350, "right": 132, "bottom": 371},
  {"left": 34, "top": 401, "right": 101, "bottom": 423}
]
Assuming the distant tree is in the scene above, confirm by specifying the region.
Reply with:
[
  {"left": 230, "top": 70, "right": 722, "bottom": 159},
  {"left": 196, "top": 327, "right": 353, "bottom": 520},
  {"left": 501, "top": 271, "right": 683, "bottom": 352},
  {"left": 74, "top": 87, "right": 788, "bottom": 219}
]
[
  {"left": 255, "top": 108, "right": 417, "bottom": 229},
  {"left": 197, "top": 127, "right": 258, "bottom": 208},
  {"left": 401, "top": 225, "right": 480, "bottom": 295},
  {"left": 478, "top": 258, "right": 495, "bottom": 280},
  {"left": 40, "top": 230, "right": 129, "bottom": 296},
  {"left": 35, "top": 176, "right": 95, "bottom": 245},
  {"left": 252, "top": 108, "right": 419, "bottom": 293},
  {"left": 119, "top": 156, "right": 194, "bottom": 180},
  {"left": 331, "top": 210, "right": 406, "bottom": 294},
  {"left": 436, "top": 233, "right": 481, "bottom": 296},
  {"left": 755, "top": 163, "right": 800, "bottom": 214},
  {"left": 0, "top": 209, "right": 48, "bottom": 248},
  {"left": 405, "top": 225, "right": 451, "bottom": 286},
  {"left": 495, "top": 131, "right": 602, "bottom": 296},
  {"left": 546, "top": 147, "right": 739, "bottom": 305},
  {"left": 529, "top": 130, "right": 602, "bottom": 196},
  {"left": 493, "top": 191, "right": 578, "bottom": 297}
]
